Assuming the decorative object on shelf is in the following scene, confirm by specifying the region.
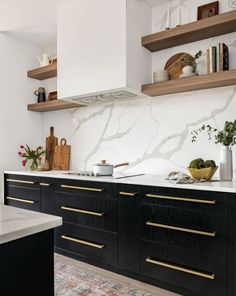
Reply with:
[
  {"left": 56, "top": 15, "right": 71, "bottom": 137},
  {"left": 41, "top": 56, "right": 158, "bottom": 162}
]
[
  {"left": 34, "top": 87, "right": 46, "bottom": 103},
  {"left": 191, "top": 120, "right": 236, "bottom": 181},
  {"left": 179, "top": 50, "right": 202, "bottom": 77},
  {"left": 219, "top": 43, "right": 229, "bottom": 71},
  {"left": 47, "top": 91, "right": 57, "bottom": 101},
  {"left": 53, "top": 138, "right": 71, "bottom": 170},
  {"left": 164, "top": 52, "right": 194, "bottom": 80},
  {"left": 197, "top": 1, "right": 219, "bottom": 20},
  {"left": 38, "top": 53, "right": 51, "bottom": 67},
  {"left": 177, "top": 0, "right": 180, "bottom": 27},
  {"left": 46, "top": 127, "right": 58, "bottom": 170},
  {"left": 18, "top": 145, "right": 45, "bottom": 170},
  {"left": 188, "top": 158, "right": 218, "bottom": 181},
  {"left": 166, "top": 4, "right": 170, "bottom": 29},
  {"left": 153, "top": 70, "right": 169, "bottom": 83}
]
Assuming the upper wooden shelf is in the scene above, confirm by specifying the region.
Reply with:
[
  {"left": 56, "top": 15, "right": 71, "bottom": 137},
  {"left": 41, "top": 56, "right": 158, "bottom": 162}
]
[
  {"left": 142, "top": 69, "right": 236, "bottom": 97},
  {"left": 27, "top": 99, "right": 84, "bottom": 112},
  {"left": 142, "top": 10, "right": 236, "bottom": 52},
  {"left": 27, "top": 63, "right": 57, "bottom": 80}
]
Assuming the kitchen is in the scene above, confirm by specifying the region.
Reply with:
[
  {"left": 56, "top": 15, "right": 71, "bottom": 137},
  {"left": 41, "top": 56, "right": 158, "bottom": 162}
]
[{"left": 1, "top": 0, "right": 236, "bottom": 295}]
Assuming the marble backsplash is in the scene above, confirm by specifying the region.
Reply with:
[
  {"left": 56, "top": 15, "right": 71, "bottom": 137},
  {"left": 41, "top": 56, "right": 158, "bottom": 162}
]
[{"left": 42, "top": 0, "right": 236, "bottom": 177}]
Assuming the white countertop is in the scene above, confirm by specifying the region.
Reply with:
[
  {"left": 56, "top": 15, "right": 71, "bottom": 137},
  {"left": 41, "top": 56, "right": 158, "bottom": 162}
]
[
  {"left": 0, "top": 204, "right": 62, "bottom": 245},
  {"left": 4, "top": 170, "right": 236, "bottom": 193}
]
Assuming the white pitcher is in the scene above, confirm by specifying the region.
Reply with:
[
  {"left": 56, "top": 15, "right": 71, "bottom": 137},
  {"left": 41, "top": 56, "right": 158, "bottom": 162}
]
[{"left": 38, "top": 54, "right": 51, "bottom": 67}]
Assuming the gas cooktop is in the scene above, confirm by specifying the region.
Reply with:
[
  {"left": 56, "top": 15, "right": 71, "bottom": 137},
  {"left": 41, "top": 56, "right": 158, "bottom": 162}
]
[{"left": 63, "top": 171, "right": 144, "bottom": 179}]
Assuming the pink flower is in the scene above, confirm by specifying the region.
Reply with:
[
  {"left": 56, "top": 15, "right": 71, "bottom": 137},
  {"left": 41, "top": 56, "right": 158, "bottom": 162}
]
[
  {"left": 20, "top": 145, "right": 25, "bottom": 149},
  {"left": 18, "top": 151, "right": 22, "bottom": 156},
  {"left": 38, "top": 157, "right": 42, "bottom": 161},
  {"left": 22, "top": 159, "right": 27, "bottom": 167}
]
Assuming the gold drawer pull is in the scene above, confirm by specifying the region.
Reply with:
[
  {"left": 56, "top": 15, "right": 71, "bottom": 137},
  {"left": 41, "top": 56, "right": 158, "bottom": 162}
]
[
  {"left": 146, "top": 258, "right": 215, "bottom": 280},
  {"left": 119, "top": 191, "right": 138, "bottom": 197},
  {"left": 40, "top": 183, "right": 53, "bottom": 187},
  {"left": 61, "top": 184, "right": 104, "bottom": 192},
  {"left": 6, "top": 179, "right": 36, "bottom": 185},
  {"left": 6, "top": 196, "right": 36, "bottom": 204},
  {"left": 61, "top": 206, "right": 104, "bottom": 217},
  {"left": 61, "top": 235, "right": 104, "bottom": 249},
  {"left": 146, "top": 193, "right": 216, "bottom": 205},
  {"left": 146, "top": 221, "right": 216, "bottom": 237}
]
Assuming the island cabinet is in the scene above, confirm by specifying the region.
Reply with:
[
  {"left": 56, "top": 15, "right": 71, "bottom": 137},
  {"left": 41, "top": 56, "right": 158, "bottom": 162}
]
[{"left": 4, "top": 173, "right": 236, "bottom": 296}]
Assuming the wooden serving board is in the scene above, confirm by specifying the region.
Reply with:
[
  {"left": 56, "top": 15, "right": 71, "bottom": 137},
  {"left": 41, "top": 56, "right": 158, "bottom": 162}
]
[
  {"left": 53, "top": 138, "right": 71, "bottom": 170},
  {"left": 45, "top": 127, "right": 58, "bottom": 170},
  {"left": 164, "top": 52, "right": 194, "bottom": 80}
]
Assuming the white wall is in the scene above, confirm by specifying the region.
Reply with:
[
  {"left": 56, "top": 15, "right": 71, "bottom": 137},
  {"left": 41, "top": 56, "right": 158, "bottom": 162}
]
[
  {"left": 0, "top": 33, "right": 42, "bottom": 199},
  {"left": 41, "top": 0, "right": 236, "bottom": 179}
]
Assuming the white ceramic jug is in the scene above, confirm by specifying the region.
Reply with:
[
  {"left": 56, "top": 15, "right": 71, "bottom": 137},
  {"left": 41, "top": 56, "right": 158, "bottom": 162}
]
[{"left": 38, "top": 54, "right": 51, "bottom": 67}]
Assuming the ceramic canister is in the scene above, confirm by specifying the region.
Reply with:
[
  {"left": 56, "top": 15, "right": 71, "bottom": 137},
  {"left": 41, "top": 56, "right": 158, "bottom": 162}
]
[{"left": 153, "top": 70, "right": 169, "bottom": 83}]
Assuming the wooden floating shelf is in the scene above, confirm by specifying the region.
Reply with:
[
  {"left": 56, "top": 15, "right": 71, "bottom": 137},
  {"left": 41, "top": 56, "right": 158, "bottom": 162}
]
[
  {"left": 142, "top": 10, "right": 236, "bottom": 52},
  {"left": 142, "top": 70, "right": 236, "bottom": 97},
  {"left": 27, "top": 63, "right": 57, "bottom": 80},
  {"left": 27, "top": 99, "right": 83, "bottom": 112}
]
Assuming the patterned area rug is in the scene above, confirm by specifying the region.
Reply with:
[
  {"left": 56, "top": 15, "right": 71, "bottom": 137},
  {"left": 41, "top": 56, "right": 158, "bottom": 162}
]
[{"left": 54, "top": 254, "right": 153, "bottom": 296}]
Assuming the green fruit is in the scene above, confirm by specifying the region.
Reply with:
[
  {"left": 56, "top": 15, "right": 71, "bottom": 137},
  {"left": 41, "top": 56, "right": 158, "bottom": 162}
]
[
  {"left": 189, "top": 158, "right": 205, "bottom": 169},
  {"left": 204, "top": 160, "right": 216, "bottom": 168}
]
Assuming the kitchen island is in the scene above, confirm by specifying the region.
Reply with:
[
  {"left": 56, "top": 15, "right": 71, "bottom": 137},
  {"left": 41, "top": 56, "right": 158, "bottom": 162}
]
[{"left": 0, "top": 204, "right": 62, "bottom": 296}]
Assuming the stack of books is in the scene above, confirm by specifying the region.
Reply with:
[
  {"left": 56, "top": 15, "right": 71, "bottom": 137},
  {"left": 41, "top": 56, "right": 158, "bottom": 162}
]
[{"left": 206, "top": 43, "right": 229, "bottom": 73}]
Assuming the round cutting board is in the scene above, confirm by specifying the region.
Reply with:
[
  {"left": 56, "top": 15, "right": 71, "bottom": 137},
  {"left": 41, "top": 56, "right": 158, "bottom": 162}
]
[{"left": 164, "top": 53, "right": 194, "bottom": 80}]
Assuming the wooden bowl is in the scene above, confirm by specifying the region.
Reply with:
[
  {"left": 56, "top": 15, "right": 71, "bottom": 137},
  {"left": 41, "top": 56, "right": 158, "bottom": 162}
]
[{"left": 188, "top": 167, "right": 218, "bottom": 181}]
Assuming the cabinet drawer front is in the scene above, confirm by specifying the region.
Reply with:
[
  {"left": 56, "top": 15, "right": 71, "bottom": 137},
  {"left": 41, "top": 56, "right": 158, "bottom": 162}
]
[
  {"left": 5, "top": 197, "right": 40, "bottom": 212},
  {"left": 141, "top": 241, "right": 226, "bottom": 296},
  {"left": 55, "top": 223, "right": 117, "bottom": 265},
  {"left": 55, "top": 192, "right": 118, "bottom": 232},
  {"left": 142, "top": 186, "right": 227, "bottom": 215},
  {"left": 141, "top": 204, "right": 227, "bottom": 256},
  {"left": 5, "top": 174, "right": 40, "bottom": 189},
  {"left": 5, "top": 186, "right": 40, "bottom": 202}
]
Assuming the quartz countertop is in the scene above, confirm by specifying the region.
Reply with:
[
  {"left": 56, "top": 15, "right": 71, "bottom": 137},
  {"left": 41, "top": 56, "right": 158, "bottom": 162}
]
[
  {"left": 0, "top": 204, "right": 62, "bottom": 245},
  {"left": 4, "top": 170, "right": 236, "bottom": 193}
]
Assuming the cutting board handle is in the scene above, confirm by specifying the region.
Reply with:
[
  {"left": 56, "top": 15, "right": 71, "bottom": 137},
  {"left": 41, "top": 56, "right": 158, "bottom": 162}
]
[
  {"left": 50, "top": 126, "right": 54, "bottom": 136},
  {"left": 60, "top": 138, "right": 67, "bottom": 145}
]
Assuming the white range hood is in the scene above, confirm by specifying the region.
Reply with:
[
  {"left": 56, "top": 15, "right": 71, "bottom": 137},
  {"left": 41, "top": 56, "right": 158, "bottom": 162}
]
[{"left": 57, "top": 0, "right": 152, "bottom": 104}]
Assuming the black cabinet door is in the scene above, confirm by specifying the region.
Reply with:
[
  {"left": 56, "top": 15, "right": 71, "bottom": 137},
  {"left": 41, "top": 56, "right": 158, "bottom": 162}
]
[{"left": 40, "top": 178, "right": 57, "bottom": 215}]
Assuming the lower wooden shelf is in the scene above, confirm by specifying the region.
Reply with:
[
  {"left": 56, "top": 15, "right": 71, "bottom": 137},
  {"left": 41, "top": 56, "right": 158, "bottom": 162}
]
[
  {"left": 27, "top": 100, "right": 84, "bottom": 112},
  {"left": 142, "top": 69, "right": 236, "bottom": 97}
]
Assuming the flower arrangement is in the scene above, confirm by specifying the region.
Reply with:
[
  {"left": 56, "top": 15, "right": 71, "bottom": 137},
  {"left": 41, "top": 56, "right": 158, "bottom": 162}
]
[
  {"left": 18, "top": 145, "right": 45, "bottom": 170},
  {"left": 180, "top": 50, "right": 203, "bottom": 72}
]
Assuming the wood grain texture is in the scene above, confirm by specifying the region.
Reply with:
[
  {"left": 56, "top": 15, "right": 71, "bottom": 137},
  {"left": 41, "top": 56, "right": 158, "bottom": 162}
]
[
  {"left": 27, "top": 99, "right": 81, "bottom": 112},
  {"left": 46, "top": 127, "right": 58, "bottom": 170},
  {"left": 27, "top": 63, "right": 57, "bottom": 80},
  {"left": 53, "top": 138, "right": 71, "bottom": 170},
  {"left": 142, "top": 69, "right": 236, "bottom": 97},
  {"left": 142, "top": 10, "right": 236, "bottom": 52}
]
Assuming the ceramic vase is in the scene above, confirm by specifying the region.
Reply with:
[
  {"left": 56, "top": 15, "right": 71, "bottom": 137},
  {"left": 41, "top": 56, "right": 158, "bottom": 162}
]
[{"left": 220, "top": 146, "right": 233, "bottom": 181}]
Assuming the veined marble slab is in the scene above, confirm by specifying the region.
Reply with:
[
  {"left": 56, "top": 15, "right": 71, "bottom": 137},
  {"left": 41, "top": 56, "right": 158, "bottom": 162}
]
[
  {"left": 4, "top": 170, "right": 236, "bottom": 193},
  {"left": 0, "top": 204, "right": 62, "bottom": 245}
]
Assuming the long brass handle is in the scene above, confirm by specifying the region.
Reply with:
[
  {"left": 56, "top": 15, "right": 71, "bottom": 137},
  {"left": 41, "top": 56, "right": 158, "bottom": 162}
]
[
  {"left": 6, "top": 196, "right": 37, "bottom": 204},
  {"left": 61, "top": 184, "right": 104, "bottom": 192},
  {"left": 146, "top": 193, "right": 216, "bottom": 205},
  {"left": 61, "top": 206, "right": 105, "bottom": 217},
  {"left": 40, "top": 183, "right": 53, "bottom": 187},
  {"left": 146, "top": 258, "right": 215, "bottom": 280},
  {"left": 146, "top": 221, "right": 216, "bottom": 237},
  {"left": 6, "top": 179, "right": 36, "bottom": 185},
  {"left": 119, "top": 191, "right": 138, "bottom": 197},
  {"left": 61, "top": 235, "right": 104, "bottom": 249}
]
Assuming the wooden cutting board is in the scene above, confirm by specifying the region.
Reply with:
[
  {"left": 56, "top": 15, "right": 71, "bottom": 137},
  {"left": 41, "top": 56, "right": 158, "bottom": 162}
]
[
  {"left": 164, "top": 52, "right": 194, "bottom": 80},
  {"left": 45, "top": 127, "right": 58, "bottom": 170},
  {"left": 53, "top": 138, "right": 71, "bottom": 170}
]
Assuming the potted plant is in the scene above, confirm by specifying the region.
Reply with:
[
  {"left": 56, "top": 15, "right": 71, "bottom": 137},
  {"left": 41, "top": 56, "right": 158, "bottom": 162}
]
[
  {"left": 191, "top": 120, "right": 236, "bottom": 181},
  {"left": 18, "top": 145, "right": 45, "bottom": 170},
  {"left": 180, "top": 50, "right": 202, "bottom": 77}
]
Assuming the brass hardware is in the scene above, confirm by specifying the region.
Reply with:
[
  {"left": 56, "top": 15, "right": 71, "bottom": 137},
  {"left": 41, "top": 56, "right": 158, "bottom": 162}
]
[
  {"left": 61, "top": 235, "right": 104, "bottom": 249},
  {"left": 61, "top": 206, "right": 104, "bottom": 217},
  {"left": 146, "top": 193, "right": 216, "bottom": 205},
  {"left": 146, "top": 257, "right": 215, "bottom": 280},
  {"left": 6, "top": 179, "right": 35, "bottom": 185},
  {"left": 61, "top": 184, "right": 104, "bottom": 192},
  {"left": 119, "top": 191, "right": 138, "bottom": 197},
  {"left": 146, "top": 221, "right": 216, "bottom": 237},
  {"left": 6, "top": 196, "right": 36, "bottom": 204},
  {"left": 40, "top": 183, "right": 52, "bottom": 187}
]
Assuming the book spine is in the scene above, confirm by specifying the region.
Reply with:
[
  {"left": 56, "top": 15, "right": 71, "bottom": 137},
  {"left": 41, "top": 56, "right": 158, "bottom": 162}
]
[
  {"left": 223, "top": 44, "right": 229, "bottom": 71},
  {"left": 219, "top": 43, "right": 223, "bottom": 71},
  {"left": 206, "top": 48, "right": 210, "bottom": 74},
  {"left": 212, "top": 46, "right": 217, "bottom": 72},
  {"left": 209, "top": 47, "right": 213, "bottom": 73}
]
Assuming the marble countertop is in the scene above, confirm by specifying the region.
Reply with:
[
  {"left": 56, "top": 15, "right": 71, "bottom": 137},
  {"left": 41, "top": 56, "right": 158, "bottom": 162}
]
[
  {"left": 4, "top": 170, "right": 236, "bottom": 193},
  {"left": 0, "top": 204, "right": 62, "bottom": 245}
]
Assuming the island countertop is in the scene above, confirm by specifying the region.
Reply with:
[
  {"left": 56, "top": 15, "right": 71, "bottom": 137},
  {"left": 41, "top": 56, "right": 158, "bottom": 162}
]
[
  {"left": 4, "top": 170, "right": 236, "bottom": 193},
  {"left": 0, "top": 204, "right": 62, "bottom": 245}
]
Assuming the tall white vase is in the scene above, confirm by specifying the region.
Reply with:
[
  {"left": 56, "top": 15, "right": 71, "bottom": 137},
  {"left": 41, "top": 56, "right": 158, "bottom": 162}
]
[{"left": 220, "top": 146, "right": 233, "bottom": 181}]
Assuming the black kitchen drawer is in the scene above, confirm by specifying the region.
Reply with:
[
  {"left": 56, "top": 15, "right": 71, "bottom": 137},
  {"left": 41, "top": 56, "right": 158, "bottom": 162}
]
[
  {"left": 54, "top": 191, "right": 118, "bottom": 232},
  {"left": 141, "top": 204, "right": 227, "bottom": 256},
  {"left": 141, "top": 186, "right": 227, "bottom": 215},
  {"left": 55, "top": 223, "right": 117, "bottom": 265},
  {"left": 141, "top": 240, "right": 226, "bottom": 296},
  {"left": 55, "top": 179, "right": 115, "bottom": 199},
  {"left": 5, "top": 174, "right": 40, "bottom": 189},
  {"left": 5, "top": 196, "right": 40, "bottom": 212}
]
